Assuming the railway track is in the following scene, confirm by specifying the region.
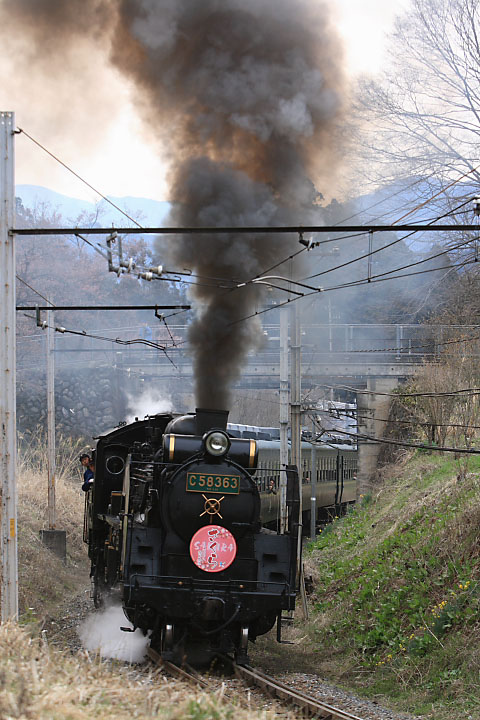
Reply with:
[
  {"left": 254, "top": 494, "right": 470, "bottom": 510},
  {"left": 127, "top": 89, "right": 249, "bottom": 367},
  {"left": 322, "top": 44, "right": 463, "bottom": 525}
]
[{"left": 147, "top": 647, "right": 365, "bottom": 719}]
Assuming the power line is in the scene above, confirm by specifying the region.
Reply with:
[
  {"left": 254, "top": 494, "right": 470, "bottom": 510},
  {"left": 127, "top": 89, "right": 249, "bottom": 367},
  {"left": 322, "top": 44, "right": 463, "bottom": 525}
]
[
  {"left": 317, "top": 382, "right": 480, "bottom": 398},
  {"left": 226, "top": 199, "right": 477, "bottom": 326},
  {"left": 318, "top": 424, "right": 480, "bottom": 455},
  {"left": 21, "top": 314, "right": 179, "bottom": 368},
  {"left": 322, "top": 255, "right": 476, "bottom": 293},
  {"left": 228, "top": 254, "right": 477, "bottom": 327},
  {"left": 248, "top": 232, "right": 477, "bottom": 299},
  {"left": 302, "top": 197, "right": 474, "bottom": 283},
  {"left": 333, "top": 409, "right": 480, "bottom": 430},
  {"left": 333, "top": 177, "right": 429, "bottom": 226},
  {"left": 16, "top": 304, "right": 190, "bottom": 311},
  {"left": 301, "top": 325, "right": 480, "bottom": 357},
  {"left": 17, "top": 128, "right": 143, "bottom": 228},
  {"left": 392, "top": 162, "right": 480, "bottom": 225},
  {"left": 335, "top": 162, "right": 480, "bottom": 229},
  {"left": 16, "top": 275, "right": 54, "bottom": 306}
]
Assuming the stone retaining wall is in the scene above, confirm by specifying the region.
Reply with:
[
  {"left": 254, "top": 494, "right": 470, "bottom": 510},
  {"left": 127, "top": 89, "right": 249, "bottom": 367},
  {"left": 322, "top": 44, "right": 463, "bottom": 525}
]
[{"left": 17, "top": 367, "right": 127, "bottom": 439}]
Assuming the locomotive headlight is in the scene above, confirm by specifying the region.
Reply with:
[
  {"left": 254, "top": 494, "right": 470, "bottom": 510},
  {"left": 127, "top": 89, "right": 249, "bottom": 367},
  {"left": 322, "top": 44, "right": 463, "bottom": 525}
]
[{"left": 204, "top": 430, "right": 230, "bottom": 457}]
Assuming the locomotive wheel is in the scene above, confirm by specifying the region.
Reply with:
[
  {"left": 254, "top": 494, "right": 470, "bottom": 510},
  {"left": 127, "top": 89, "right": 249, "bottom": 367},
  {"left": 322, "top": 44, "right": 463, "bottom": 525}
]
[
  {"left": 240, "top": 625, "right": 249, "bottom": 652},
  {"left": 162, "top": 623, "right": 174, "bottom": 652},
  {"left": 235, "top": 625, "right": 249, "bottom": 664}
]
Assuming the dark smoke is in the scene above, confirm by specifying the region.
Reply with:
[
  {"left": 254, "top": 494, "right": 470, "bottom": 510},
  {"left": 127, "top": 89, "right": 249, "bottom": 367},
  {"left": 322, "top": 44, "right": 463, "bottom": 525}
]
[{"left": 2, "top": 0, "right": 348, "bottom": 409}]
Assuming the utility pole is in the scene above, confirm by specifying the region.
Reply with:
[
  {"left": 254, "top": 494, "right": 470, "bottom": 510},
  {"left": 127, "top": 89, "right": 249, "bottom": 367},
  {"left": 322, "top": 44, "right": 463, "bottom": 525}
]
[
  {"left": 290, "top": 301, "right": 302, "bottom": 491},
  {"left": 279, "top": 307, "right": 289, "bottom": 533},
  {"left": 46, "top": 306, "right": 55, "bottom": 528},
  {"left": 39, "top": 305, "right": 66, "bottom": 561},
  {"left": 290, "top": 300, "right": 306, "bottom": 616},
  {"left": 310, "top": 416, "right": 317, "bottom": 540},
  {"left": 0, "top": 111, "right": 18, "bottom": 620}
]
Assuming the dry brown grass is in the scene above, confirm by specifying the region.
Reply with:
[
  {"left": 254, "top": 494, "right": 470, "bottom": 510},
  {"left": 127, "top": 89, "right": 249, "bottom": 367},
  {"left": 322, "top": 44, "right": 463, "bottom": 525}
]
[
  {"left": 0, "top": 622, "right": 283, "bottom": 719},
  {"left": 17, "top": 432, "right": 90, "bottom": 616}
]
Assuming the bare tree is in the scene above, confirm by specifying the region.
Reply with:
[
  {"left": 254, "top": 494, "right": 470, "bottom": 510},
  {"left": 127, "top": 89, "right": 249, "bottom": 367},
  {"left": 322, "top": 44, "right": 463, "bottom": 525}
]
[{"left": 357, "top": 0, "right": 480, "bottom": 216}]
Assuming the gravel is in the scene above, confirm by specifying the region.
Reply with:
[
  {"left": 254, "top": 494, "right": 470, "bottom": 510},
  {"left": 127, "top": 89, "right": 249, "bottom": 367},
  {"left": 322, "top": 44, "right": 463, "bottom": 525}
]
[
  {"left": 273, "top": 671, "right": 423, "bottom": 720},
  {"left": 42, "top": 586, "right": 93, "bottom": 653}
]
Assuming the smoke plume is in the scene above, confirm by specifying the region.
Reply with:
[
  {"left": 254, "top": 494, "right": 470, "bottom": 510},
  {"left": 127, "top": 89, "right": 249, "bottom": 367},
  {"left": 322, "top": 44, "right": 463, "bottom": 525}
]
[{"left": 2, "top": 0, "right": 349, "bottom": 409}]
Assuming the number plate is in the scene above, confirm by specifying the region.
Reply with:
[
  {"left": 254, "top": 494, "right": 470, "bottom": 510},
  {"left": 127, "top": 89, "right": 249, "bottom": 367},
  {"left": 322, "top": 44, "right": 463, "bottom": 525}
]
[{"left": 186, "top": 472, "right": 240, "bottom": 494}]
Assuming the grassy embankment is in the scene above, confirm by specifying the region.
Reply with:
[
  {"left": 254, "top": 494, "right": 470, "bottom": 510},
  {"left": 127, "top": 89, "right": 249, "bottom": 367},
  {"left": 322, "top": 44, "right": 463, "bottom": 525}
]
[
  {"left": 16, "top": 432, "right": 89, "bottom": 616},
  {"left": 0, "top": 621, "right": 271, "bottom": 719},
  {"left": 305, "top": 450, "right": 480, "bottom": 719}
]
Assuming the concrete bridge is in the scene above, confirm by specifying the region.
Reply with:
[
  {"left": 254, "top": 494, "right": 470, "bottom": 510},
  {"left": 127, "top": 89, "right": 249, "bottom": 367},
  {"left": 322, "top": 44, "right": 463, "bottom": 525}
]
[
  {"left": 18, "top": 322, "right": 476, "bottom": 492},
  {"left": 18, "top": 321, "right": 448, "bottom": 378}
]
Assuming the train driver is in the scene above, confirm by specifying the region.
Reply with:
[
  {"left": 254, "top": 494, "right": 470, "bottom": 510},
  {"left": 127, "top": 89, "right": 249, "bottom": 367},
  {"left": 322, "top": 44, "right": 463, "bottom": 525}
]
[{"left": 80, "top": 453, "right": 95, "bottom": 492}]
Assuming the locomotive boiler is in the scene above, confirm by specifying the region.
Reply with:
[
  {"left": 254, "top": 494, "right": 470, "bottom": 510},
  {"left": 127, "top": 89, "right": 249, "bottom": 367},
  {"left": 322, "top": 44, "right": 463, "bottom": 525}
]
[{"left": 84, "top": 408, "right": 300, "bottom": 663}]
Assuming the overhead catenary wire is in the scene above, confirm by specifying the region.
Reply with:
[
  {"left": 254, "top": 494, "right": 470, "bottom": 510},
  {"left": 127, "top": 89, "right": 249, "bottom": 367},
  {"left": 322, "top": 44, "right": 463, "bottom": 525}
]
[
  {"left": 332, "top": 409, "right": 480, "bottom": 431},
  {"left": 16, "top": 128, "right": 480, "bottom": 337},
  {"left": 227, "top": 254, "right": 477, "bottom": 327},
  {"left": 316, "top": 382, "right": 480, "bottom": 398},
  {"left": 314, "top": 423, "right": 480, "bottom": 455},
  {"left": 304, "top": 325, "right": 480, "bottom": 356},
  {"left": 244, "top": 231, "right": 478, "bottom": 298},
  {"left": 225, "top": 196, "right": 477, "bottom": 327},
  {"left": 21, "top": 313, "right": 179, "bottom": 368},
  {"left": 302, "top": 197, "right": 474, "bottom": 283}
]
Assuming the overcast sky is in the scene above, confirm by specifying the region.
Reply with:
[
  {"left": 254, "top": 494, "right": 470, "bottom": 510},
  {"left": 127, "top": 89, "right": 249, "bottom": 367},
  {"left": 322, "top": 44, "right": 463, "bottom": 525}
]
[{"left": 1, "top": 0, "right": 410, "bottom": 202}]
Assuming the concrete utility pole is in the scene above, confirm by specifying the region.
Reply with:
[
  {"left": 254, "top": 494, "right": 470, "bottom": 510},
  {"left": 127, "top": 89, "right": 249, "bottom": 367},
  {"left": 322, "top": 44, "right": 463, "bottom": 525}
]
[
  {"left": 310, "top": 416, "right": 317, "bottom": 540},
  {"left": 290, "top": 301, "right": 302, "bottom": 490},
  {"left": 290, "top": 300, "right": 304, "bottom": 598},
  {"left": 39, "top": 306, "right": 66, "bottom": 561},
  {"left": 0, "top": 111, "right": 18, "bottom": 621},
  {"left": 279, "top": 307, "right": 289, "bottom": 532},
  {"left": 46, "top": 307, "right": 55, "bottom": 528}
]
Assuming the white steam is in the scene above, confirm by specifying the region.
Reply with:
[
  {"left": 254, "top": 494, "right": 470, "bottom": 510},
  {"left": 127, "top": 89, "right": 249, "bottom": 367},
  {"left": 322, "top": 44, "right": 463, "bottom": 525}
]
[
  {"left": 78, "top": 603, "right": 149, "bottom": 662},
  {"left": 125, "top": 388, "right": 173, "bottom": 424}
]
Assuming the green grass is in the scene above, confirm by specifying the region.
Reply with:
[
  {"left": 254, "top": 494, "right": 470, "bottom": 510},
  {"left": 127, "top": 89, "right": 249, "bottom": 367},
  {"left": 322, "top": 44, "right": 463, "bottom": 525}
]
[{"left": 307, "top": 451, "right": 480, "bottom": 719}]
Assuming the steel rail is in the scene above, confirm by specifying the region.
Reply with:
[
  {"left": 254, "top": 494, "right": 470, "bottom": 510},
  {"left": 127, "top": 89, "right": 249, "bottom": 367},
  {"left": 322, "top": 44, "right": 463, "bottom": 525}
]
[
  {"left": 146, "top": 647, "right": 211, "bottom": 688},
  {"left": 146, "top": 647, "right": 256, "bottom": 712},
  {"left": 232, "top": 661, "right": 365, "bottom": 720},
  {"left": 147, "top": 646, "right": 366, "bottom": 718}
]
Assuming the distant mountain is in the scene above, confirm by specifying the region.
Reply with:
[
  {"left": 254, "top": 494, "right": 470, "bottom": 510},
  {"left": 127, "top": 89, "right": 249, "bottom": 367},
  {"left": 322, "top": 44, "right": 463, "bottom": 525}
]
[
  {"left": 16, "top": 184, "right": 171, "bottom": 228},
  {"left": 17, "top": 178, "right": 472, "bottom": 236}
]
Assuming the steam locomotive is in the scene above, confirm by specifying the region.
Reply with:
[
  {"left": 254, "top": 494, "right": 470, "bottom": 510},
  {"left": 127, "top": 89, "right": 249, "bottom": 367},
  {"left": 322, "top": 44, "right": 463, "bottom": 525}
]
[{"left": 83, "top": 408, "right": 300, "bottom": 663}]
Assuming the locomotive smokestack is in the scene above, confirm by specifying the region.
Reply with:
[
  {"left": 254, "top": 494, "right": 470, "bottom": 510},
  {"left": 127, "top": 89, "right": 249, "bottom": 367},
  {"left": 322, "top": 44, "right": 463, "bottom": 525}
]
[
  {"left": 195, "top": 408, "right": 229, "bottom": 434},
  {"left": 2, "top": 0, "right": 349, "bottom": 408}
]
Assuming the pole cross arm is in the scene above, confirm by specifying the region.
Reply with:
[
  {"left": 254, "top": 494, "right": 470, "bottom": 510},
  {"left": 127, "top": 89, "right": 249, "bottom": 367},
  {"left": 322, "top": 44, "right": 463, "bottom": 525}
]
[{"left": 10, "top": 223, "right": 480, "bottom": 235}]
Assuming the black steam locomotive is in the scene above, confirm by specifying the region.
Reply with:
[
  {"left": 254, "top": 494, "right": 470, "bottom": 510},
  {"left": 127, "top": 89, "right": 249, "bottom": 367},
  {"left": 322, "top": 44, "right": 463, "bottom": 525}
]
[{"left": 83, "top": 408, "right": 300, "bottom": 663}]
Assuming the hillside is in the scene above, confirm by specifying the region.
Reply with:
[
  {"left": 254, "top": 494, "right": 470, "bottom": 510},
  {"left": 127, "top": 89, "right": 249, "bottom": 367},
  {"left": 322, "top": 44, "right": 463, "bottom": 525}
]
[
  {"left": 16, "top": 184, "right": 171, "bottom": 228},
  {"left": 304, "top": 451, "right": 480, "bottom": 719}
]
